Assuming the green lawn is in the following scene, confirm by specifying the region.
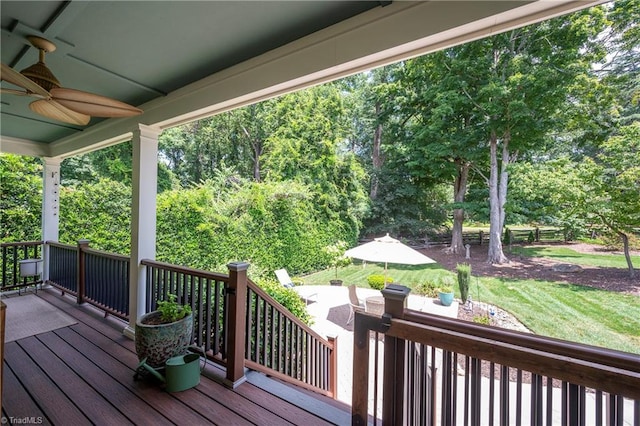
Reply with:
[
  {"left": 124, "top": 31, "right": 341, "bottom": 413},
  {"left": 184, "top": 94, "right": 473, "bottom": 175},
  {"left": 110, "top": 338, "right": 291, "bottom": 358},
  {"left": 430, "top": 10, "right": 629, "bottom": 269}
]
[
  {"left": 301, "top": 257, "right": 640, "bottom": 354},
  {"left": 514, "top": 245, "right": 640, "bottom": 269}
]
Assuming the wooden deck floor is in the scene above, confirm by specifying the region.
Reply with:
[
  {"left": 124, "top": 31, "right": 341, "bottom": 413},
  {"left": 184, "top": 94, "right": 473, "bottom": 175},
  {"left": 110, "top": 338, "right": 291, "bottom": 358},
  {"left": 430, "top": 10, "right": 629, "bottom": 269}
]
[{"left": 2, "top": 289, "right": 351, "bottom": 425}]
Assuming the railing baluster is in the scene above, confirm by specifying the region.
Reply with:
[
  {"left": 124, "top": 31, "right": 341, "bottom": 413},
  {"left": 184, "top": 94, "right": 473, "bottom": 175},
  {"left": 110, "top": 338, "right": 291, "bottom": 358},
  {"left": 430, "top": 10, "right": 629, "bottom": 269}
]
[
  {"left": 580, "top": 385, "right": 586, "bottom": 426},
  {"left": 501, "top": 365, "right": 510, "bottom": 426},
  {"left": 464, "top": 355, "right": 470, "bottom": 426},
  {"left": 547, "top": 376, "right": 554, "bottom": 426},
  {"left": 516, "top": 369, "right": 523, "bottom": 426},
  {"left": 430, "top": 345, "right": 437, "bottom": 425},
  {"left": 489, "top": 362, "right": 495, "bottom": 425},
  {"left": 562, "top": 381, "right": 568, "bottom": 426}
]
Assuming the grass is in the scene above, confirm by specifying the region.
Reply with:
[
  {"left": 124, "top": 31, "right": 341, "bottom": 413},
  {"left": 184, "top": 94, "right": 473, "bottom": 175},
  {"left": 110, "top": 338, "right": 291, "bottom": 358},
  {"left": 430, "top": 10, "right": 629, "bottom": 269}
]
[
  {"left": 513, "top": 245, "right": 639, "bottom": 269},
  {"left": 302, "top": 255, "right": 640, "bottom": 354}
]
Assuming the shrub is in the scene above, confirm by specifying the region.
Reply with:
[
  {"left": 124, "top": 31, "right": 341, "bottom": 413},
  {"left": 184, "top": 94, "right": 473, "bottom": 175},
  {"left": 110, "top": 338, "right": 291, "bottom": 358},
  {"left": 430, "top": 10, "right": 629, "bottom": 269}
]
[
  {"left": 414, "top": 279, "right": 439, "bottom": 297},
  {"left": 527, "top": 230, "right": 535, "bottom": 244},
  {"left": 503, "top": 227, "right": 512, "bottom": 245},
  {"left": 368, "top": 274, "right": 393, "bottom": 290},
  {"left": 456, "top": 263, "right": 471, "bottom": 303},
  {"left": 255, "top": 278, "right": 312, "bottom": 325},
  {"left": 473, "top": 315, "right": 490, "bottom": 325}
]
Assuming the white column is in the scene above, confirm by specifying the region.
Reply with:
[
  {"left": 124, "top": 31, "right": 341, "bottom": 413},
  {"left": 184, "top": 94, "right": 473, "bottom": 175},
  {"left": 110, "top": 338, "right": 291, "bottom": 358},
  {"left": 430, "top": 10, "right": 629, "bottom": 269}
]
[
  {"left": 124, "top": 124, "right": 162, "bottom": 339},
  {"left": 42, "top": 157, "right": 62, "bottom": 282}
]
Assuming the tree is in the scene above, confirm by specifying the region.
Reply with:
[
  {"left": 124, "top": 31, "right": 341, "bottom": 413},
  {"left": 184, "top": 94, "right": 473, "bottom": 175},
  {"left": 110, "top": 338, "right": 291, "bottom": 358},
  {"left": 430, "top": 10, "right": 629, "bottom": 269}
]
[
  {"left": 396, "top": 53, "right": 486, "bottom": 252},
  {"left": 440, "top": 9, "right": 607, "bottom": 263},
  {"left": 574, "top": 123, "right": 640, "bottom": 277},
  {"left": 0, "top": 154, "right": 42, "bottom": 242}
]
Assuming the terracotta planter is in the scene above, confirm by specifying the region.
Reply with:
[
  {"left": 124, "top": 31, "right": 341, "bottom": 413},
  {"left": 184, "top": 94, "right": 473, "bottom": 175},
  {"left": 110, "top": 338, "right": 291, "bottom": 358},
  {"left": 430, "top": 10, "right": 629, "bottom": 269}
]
[{"left": 135, "top": 311, "right": 193, "bottom": 368}]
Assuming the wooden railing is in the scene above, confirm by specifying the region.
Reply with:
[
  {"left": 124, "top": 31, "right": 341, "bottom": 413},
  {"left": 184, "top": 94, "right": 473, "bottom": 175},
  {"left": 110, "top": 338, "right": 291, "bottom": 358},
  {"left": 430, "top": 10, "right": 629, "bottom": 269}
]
[
  {"left": 352, "top": 285, "right": 640, "bottom": 425},
  {"left": 141, "top": 259, "right": 229, "bottom": 361},
  {"left": 48, "top": 240, "right": 130, "bottom": 319},
  {"left": 48, "top": 241, "right": 78, "bottom": 294},
  {"left": 245, "top": 282, "right": 337, "bottom": 398},
  {"left": 84, "top": 245, "right": 130, "bottom": 319},
  {"left": 0, "top": 241, "right": 43, "bottom": 291},
  {"left": 7, "top": 239, "right": 336, "bottom": 396},
  {"left": 141, "top": 259, "right": 337, "bottom": 396}
]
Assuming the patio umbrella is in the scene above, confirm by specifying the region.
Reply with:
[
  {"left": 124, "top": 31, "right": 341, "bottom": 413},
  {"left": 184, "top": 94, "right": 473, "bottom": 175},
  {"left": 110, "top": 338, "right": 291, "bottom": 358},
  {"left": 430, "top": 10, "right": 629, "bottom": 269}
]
[{"left": 344, "top": 233, "right": 436, "bottom": 280}]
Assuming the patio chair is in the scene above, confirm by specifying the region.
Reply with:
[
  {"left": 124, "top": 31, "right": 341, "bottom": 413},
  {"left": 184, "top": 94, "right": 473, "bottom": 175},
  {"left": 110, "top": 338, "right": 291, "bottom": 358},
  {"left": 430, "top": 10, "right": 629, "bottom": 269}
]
[
  {"left": 347, "top": 284, "right": 365, "bottom": 325},
  {"left": 274, "top": 268, "right": 317, "bottom": 303}
]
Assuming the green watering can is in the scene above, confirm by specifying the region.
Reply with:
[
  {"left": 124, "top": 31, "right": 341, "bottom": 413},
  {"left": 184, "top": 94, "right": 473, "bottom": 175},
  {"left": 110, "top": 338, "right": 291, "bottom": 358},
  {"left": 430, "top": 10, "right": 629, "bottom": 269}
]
[{"left": 137, "top": 353, "right": 201, "bottom": 392}]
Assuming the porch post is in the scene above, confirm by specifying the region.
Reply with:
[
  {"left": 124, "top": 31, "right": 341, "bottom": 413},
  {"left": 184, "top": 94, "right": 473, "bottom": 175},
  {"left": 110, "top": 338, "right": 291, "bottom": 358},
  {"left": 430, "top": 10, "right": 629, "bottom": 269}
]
[
  {"left": 124, "top": 124, "right": 162, "bottom": 339},
  {"left": 381, "top": 284, "right": 410, "bottom": 425},
  {"left": 42, "top": 157, "right": 62, "bottom": 282},
  {"left": 225, "top": 262, "right": 249, "bottom": 388}
]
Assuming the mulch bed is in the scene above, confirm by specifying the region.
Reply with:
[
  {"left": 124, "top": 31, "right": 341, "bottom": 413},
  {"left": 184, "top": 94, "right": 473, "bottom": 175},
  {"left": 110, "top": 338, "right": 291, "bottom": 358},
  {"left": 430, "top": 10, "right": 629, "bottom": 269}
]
[{"left": 418, "top": 242, "right": 639, "bottom": 296}]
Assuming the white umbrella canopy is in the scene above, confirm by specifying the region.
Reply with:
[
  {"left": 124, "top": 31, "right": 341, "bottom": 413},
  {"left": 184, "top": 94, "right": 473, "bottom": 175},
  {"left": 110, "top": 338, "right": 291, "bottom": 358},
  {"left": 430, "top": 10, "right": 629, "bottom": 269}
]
[{"left": 344, "top": 234, "right": 436, "bottom": 277}]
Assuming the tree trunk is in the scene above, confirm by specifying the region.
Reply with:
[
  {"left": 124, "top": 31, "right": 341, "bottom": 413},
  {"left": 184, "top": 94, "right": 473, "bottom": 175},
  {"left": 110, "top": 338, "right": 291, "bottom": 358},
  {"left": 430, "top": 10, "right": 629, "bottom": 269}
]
[
  {"left": 487, "top": 131, "right": 509, "bottom": 264},
  {"left": 242, "top": 124, "right": 263, "bottom": 182},
  {"left": 620, "top": 231, "right": 636, "bottom": 279},
  {"left": 252, "top": 141, "right": 262, "bottom": 182},
  {"left": 370, "top": 102, "right": 383, "bottom": 200},
  {"left": 498, "top": 138, "right": 511, "bottom": 233},
  {"left": 449, "top": 161, "right": 469, "bottom": 254}
]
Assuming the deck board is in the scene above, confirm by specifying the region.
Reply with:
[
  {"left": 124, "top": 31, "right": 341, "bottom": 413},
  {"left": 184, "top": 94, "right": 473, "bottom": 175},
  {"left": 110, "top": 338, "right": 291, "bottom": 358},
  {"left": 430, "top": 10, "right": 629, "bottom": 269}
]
[{"left": 2, "top": 290, "right": 346, "bottom": 425}]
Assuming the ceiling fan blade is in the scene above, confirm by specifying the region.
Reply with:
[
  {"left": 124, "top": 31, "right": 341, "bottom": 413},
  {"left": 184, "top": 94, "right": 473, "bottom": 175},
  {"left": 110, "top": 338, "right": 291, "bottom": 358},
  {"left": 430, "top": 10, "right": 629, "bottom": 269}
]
[
  {"left": 51, "top": 87, "right": 143, "bottom": 118},
  {"left": 29, "top": 99, "right": 91, "bottom": 126},
  {"left": 0, "top": 87, "right": 30, "bottom": 96},
  {"left": 1, "top": 63, "right": 50, "bottom": 98}
]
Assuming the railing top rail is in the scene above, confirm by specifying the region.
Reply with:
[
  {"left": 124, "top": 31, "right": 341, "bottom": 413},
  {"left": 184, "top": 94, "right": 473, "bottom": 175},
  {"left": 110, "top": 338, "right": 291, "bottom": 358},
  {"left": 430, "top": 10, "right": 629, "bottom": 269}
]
[
  {"left": 84, "top": 247, "right": 130, "bottom": 262},
  {"left": 141, "top": 258, "right": 229, "bottom": 282},
  {"left": 246, "top": 279, "right": 334, "bottom": 348},
  {"left": 46, "top": 241, "right": 77, "bottom": 250},
  {"left": 1, "top": 241, "right": 43, "bottom": 248},
  {"left": 389, "top": 313, "right": 640, "bottom": 400},
  {"left": 403, "top": 309, "right": 640, "bottom": 374}
]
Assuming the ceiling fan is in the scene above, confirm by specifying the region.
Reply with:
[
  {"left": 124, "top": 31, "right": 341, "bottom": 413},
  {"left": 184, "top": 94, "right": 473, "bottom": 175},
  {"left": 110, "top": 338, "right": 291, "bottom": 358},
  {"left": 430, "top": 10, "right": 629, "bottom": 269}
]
[{"left": 1, "top": 35, "right": 143, "bottom": 126}]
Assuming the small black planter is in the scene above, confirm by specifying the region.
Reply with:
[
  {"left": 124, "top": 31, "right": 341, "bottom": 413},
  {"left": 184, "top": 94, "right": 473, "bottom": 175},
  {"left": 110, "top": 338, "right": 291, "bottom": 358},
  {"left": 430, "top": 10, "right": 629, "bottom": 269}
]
[{"left": 330, "top": 279, "right": 343, "bottom": 286}]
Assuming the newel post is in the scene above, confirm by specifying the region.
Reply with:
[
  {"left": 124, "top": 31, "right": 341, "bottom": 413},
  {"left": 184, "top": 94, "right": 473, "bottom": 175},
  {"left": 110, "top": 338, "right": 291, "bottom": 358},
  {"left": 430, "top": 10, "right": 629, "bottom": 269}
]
[
  {"left": 328, "top": 335, "right": 338, "bottom": 399},
  {"left": 225, "top": 262, "right": 249, "bottom": 388},
  {"left": 381, "top": 284, "right": 410, "bottom": 425},
  {"left": 77, "top": 239, "right": 90, "bottom": 304}
]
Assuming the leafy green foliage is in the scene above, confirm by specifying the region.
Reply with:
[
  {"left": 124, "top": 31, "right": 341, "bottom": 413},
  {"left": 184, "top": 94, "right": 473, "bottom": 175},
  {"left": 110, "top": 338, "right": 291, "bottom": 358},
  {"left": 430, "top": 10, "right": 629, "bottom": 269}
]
[
  {"left": 367, "top": 274, "right": 393, "bottom": 290},
  {"left": 414, "top": 279, "right": 439, "bottom": 297},
  {"left": 255, "top": 278, "right": 312, "bottom": 325},
  {"left": 59, "top": 179, "right": 131, "bottom": 253},
  {"left": 157, "top": 294, "right": 192, "bottom": 323},
  {"left": 323, "top": 241, "right": 351, "bottom": 279},
  {"left": 0, "top": 154, "right": 42, "bottom": 242},
  {"left": 473, "top": 316, "right": 490, "bottom": 325}
]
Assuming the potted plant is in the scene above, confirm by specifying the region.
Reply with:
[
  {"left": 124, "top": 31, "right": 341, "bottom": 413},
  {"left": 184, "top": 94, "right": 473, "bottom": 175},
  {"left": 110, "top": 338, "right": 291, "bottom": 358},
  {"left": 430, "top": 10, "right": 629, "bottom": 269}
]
[
  {"left": 135, "top": 294, "right": 193, "bottom": 369},
  {"left": 324, "top": 241, "right": 351, "bottom": 286},
  {"left": 437, "top": 276, "right": 455, "bottom": 307}
]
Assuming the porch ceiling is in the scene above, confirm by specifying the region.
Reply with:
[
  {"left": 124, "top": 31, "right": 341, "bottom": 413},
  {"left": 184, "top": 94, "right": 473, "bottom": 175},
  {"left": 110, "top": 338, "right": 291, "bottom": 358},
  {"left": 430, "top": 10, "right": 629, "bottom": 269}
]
[{"left": 1, "top": 1, "right": 603, "bottom": 159}]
